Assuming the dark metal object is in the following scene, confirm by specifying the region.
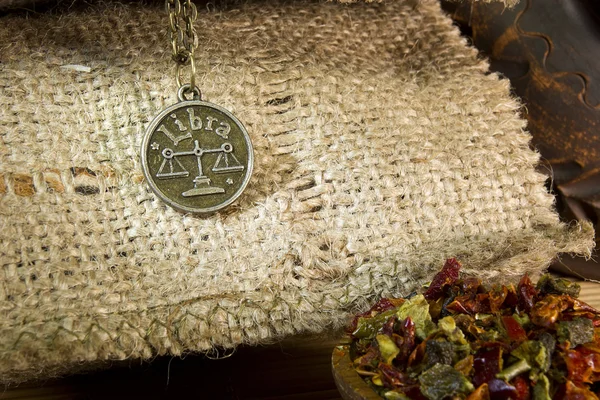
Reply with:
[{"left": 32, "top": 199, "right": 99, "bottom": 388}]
[
  {"left": 442, "top": 0, "right": 600, "bottom": 279},
  {"left": 141, "top": 97, "right": 253, "bottom": 214}
]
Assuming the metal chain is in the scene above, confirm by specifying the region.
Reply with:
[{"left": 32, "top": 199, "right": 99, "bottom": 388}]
[{"left": 166, "top": 0, "right": 199, "bottom": 97}]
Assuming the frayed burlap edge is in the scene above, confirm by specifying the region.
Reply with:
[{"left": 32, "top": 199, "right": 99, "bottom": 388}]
[
  {"left": 1, "top": 223, "right": 593, "bottom": 385},
  {"left": 337, "top": 0, "right": 520, "bottom": 7}
]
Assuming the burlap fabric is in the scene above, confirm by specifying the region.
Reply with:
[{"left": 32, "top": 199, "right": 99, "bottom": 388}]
[
  {"left": 0, "top": 0, "right": 520, "bottom": 11},
  {"left": 0, "top": 0, "right": 593, "bottom": 383}
]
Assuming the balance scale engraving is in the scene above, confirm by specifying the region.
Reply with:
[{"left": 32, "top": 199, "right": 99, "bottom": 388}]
[{"left": 156, "top": 140, "right": 244, "bottom": 197}]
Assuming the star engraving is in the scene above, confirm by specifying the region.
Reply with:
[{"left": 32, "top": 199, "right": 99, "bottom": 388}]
[
  {"left": 151, "top": 142, "right": 160, "bottom": 150},
  {"left": 226, "top": 178, "right": 234, "bottom": 185}
]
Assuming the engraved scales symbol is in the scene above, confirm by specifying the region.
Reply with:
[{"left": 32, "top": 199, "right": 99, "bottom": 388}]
[{"left": 154, "top": 109, "right": 244, "bottom": 197}]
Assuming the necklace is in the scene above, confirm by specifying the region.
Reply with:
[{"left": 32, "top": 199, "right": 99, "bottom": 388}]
[{"left": 141, "top": 0, "right": 254, "bottom": 214}]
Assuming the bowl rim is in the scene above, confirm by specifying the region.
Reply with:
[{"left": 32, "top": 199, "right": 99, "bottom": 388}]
[{"left": 331, "top": 336, "right": 385, "bottom": 400}]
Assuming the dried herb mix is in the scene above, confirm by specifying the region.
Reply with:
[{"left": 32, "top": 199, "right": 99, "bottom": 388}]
[{"left": 348, "top": 259, "right": 600, "bottom": 399}]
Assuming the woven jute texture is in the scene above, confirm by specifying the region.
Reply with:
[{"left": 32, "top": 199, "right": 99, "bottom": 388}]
[
  {"left": 0, "top": 0, "right": 593, "bottom": 383},
  {"left": 0, "top": 0, "right": 520, "bottom": 11}
]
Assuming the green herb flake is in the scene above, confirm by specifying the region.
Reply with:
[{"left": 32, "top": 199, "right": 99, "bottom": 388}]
[
  {"left": 478, "top": 328, "right": 501, "bottom": 342},
  {"left": 532, "top": 373, "right": 551, "bottom": 400},
  {"left": 376, "top": 334, "right": 400, "bottom": 365},
  {"left": 512, "top": 340, "right": 548, "bottom": 370},
  {"left": 418, "top": 363, "right": 475, "bottom": 400},
  {"left": 536, "top": 275, "right": 581, "bottom": 298},
  {"left": 438, "top": 316, "right": 467, "bottom": 345},
  {"left": 496, "top": 358, "right": 531, "bottom": 382},
  {"left": 424, "top": 340, "right": 456, "bottom": 369},
  {"left": 537, "top": 332, "right": 556, "bottom": 371},
  {"left": 513, "top": 312, "right": 531, "bottom": 328},
  {"left": 396, "top": 294, "right": 436, "bottom": 340},
  {"left": 557, "top": 318, "right": 594, "bottom": 348},
  {"left": 383, "top": 391, "right": 411, "bottom": 400},
  {"left": 352, "top": 309, "right": 398, "bottom": 340}
]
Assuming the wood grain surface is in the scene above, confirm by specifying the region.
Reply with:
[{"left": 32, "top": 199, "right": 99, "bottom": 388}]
[{"left": 0, "top": 336, "right": 344, "bottom": 399}]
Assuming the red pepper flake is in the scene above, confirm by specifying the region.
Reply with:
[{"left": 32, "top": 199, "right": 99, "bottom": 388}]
[
  {"left": 423, "top": 258, "right": 461, "bottom": 301},
  {"left": 530, "top": 294, "right": 571, "bottom": 328},
  {"left": 503, "top": 284, "right": 519, "bottom": 308},
  {"left": 489, "top": 286, "right": 509, "bottom": 313},
  {"left": 475, "top": 293, "right": 492, "bottom": 314},
  {"left": 554, "top": 380, "right": 599, "bottom": 400},
  {"left": 473, "top": 347, "right": 503, "bottom": 387},
  {"left": 401, "top": 385, "right": 429, "bottom": 400},
  {"left": 354, "top": 345, "right": 380, "bottom": 368},
  {"left": 573, "top": 298, "right": 600, "bottom": 314},
  {"left": 395, "top": 317, "right": 416, "bottom": 363},
  {"left": 381, "top": 315, "right": 396, "bottom": 337},
  {"left": 564, "top": 346, "right": 600, "bottom": 384},
  {"left": 378, "top": 362, "right": 415, "bottom": 388},
  {"left": 562, "top": 311, "right": 600, "bottom": 322},
  {"left": 458, "top": 276, "right": 482, "bottom": 295},
  {"left": 510, "top": 375, "right": 531, "bottom": 400},
  {"left": 517, "top": 274, "right": 537, "bottom": 313},
  {"left": 407, "top": 340, "right": 426, "bottom": 367},
  {"left": 502, "top": 315, "right": 527, "bottom": 342},
  {"left": 446, "top": 294, "right": 479, "bottom": 315}
]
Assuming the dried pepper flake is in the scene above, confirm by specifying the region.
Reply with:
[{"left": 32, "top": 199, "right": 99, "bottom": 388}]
[
  {"left": 395, "top": 317, "right": 417, "bottom": 363},
  {"left": 454, "top": 355, "right": 474, "bottom": 377},
  {"left": 557, "top": 318, "right": 594, "bottom": 348},
  {"left": 354, "top": 345, "right": 380, "bottom": 369},
  {"left": 532, "top": 374, "right": 551, "bottom": 400},
  {"left": 418, "top": 364, "right": 474, "bottom": 400},
  {"left": 530, "top": 295, "right": 571, "bottom": 328},
  {"left": 347, "top": 260, "right": 600, "bottom": 400},
  {"left": 423, "top": 340, "right": 456, "bottom": 369},
  {"left": 488, "top": 286, "right": 509, "bottom": 313},
  {"left": 396, "top": 295, "right": 436, "bottom": 340},
  {"left": 349, "top": 298, "right": 405, "bottom": 333},
  {"left": 437, "top": 316, "right": 467, "bottom": 345},
  {"left": 537, "top": 275, "right": 581, "bottom": 298},
  {"left": 555, "top": 380, "right": 600, "bottom": 400},
  {"left": 466, "top": 384, "right": 490, "bottom": 400},
  {"left": 496, "top": 359, "right": 530, "bottom": 382},
  {"left": 501, "top": 315, "right": 527, "bottom": 342},
  {"left": 446, "top": 294, "right": 479, "bottom": 315},
  {"left": 563, "top": 346, "right": 600, "bottom": 384},
  {"left": 517, "top": 274, "right": 537, "bottom": 313},
  {"left": 378, "top": 363, "right": 414, "bottom": 388},
  {"left": 511, "top": 375, "right": 530, "bottom": 400},
  {"left": 473, "top": 347, "right": 503, "bottom": 387},
  {"left": 423, "top": 258, "right": 461, "bottom": 301},
  {"left": 383, "top": 391, "right": 411, "bottom": 400},
  {"left": 377, "top": 334, "right": 400, "bottom": 365},
  {"left": 511, "top": 340, "right": 548, "bottom": 371},
  {"left": 353, "top": 309, "right": 398, "bottom": 339}
]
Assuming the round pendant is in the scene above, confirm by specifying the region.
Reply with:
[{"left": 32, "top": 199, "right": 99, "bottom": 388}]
[{"left": 141, "top": 100, "right": 253, "bottom": 214}]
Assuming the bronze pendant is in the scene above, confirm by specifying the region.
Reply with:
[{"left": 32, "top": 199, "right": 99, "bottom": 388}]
[{"left": 141, "top": 94, "right": 253, "bottom": 214}]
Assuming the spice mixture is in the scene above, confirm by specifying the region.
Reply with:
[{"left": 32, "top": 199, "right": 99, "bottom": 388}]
[{"left": 348, "top": 259, "right": 600, "bottom": 399}]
